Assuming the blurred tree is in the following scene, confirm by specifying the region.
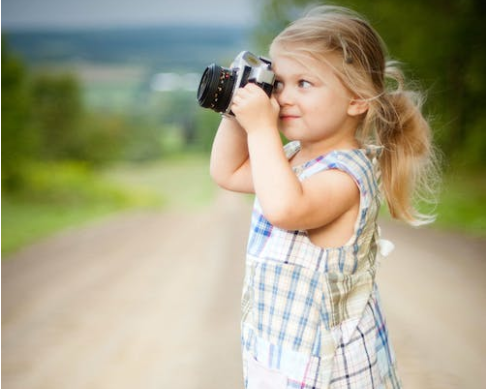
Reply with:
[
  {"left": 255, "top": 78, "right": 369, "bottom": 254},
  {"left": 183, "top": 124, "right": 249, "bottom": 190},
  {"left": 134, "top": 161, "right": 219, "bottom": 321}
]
[
  {"left": 2, "top": 35, "right": 154, "bottom": 196},
  {"left": 1, "top": 38, "right": 38, "bottom": 191},
  {"left": 77, "top": 112, "right": 131, "bottom": 164},
  {"left": 119, "top": 114, "right": 164, "bottom": 161},
  {"left": 252, "top": 0, "right": 486, "bottom": 168},
  {"left": 26, "top": 71, "right": 138, "bottom": 165},
  {"left": 193, "top": 109, "right": 223, "bottom": 153},
  {"left": 30, "top": 73, "right": 85, "bottom": 161},
  {"left": 154, "top": 91, "right": 199, "bottom": 146}
]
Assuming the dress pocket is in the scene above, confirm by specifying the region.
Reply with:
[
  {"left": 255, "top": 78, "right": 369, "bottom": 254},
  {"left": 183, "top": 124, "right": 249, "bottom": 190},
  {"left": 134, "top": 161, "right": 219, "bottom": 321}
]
[{"left": 247, "top": 354, "right": 287, "bottom": 389}]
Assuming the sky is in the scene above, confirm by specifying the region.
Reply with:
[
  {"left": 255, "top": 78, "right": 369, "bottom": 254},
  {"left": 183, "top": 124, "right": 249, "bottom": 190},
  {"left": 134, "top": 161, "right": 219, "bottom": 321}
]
[{"left": 2, "top": 0, "right": 256, "bottom": 30}]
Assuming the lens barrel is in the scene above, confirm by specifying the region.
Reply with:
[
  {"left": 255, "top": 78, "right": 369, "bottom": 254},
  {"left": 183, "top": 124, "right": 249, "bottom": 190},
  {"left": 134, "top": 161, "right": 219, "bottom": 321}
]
[{"left": 197, "top": 64, "right": 236, "bottom": 113}]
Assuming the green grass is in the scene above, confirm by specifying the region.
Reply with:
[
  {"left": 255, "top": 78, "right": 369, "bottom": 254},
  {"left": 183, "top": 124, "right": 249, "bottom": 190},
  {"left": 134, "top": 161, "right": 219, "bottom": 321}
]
[
  {"left": 433, "top": 170, "right": 486, "bottom": 236},
  {"left": 1, "top": 155, "right": 216, "bottom": 257},
  {"left": 382, "top": 168, "right": 486, "bottom": 237},
  {"left": 102, "top": 154, "right": 216, "bottom": 210},
  {"left": 2, "top": 200, "right": 129, "bottom": 255}
]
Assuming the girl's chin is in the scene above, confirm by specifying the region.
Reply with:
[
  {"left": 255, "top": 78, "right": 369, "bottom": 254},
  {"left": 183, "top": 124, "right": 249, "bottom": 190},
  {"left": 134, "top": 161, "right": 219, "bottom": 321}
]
[{"left": 279, "top": 126, "right": 300, "bottom": 140}]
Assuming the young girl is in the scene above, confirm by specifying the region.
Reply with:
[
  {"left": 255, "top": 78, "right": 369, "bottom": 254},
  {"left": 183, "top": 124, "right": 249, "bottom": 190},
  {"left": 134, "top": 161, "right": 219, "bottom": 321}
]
[{"left": 210, "top": 5, "right": 437, "bottom": 389}]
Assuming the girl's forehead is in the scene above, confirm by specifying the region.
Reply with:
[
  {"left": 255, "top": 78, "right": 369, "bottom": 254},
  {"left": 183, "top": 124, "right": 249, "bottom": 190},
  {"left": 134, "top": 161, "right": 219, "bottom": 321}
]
[{"left": 272, "top": 53, "right": 335, "bottom": 76}]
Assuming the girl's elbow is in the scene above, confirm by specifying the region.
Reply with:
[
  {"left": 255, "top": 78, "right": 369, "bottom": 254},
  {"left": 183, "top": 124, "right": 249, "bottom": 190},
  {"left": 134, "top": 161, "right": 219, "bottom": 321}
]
[
  {"left": 210, "top": 167, "right": 253, "bottom": 193},
  {"left": 263, "top": 204, "right": 300, "bottom": 230},
  {"left": 209, "top": 158, "right": 226, "bottom": 183},
  {"left": 209, "top": 167, "right": 231, "bottom": 189}
]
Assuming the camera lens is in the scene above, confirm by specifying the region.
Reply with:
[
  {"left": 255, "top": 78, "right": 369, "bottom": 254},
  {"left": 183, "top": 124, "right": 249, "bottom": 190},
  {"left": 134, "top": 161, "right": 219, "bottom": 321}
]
[{"left": 197, "top": 64, "right": 236, "bottom": 113}]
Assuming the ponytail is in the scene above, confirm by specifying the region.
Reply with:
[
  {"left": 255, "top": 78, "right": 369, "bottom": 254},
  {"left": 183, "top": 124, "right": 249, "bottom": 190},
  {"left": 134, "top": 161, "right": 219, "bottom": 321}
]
[{"left": 373, "top": 64, "right": 439, "bottom": 225}]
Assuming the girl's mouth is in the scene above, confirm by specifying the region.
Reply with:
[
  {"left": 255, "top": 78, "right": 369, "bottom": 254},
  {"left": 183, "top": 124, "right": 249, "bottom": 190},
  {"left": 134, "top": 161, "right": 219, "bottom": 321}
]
[{"left": 280, "top": 114, "right": 300, "bottom": 121}]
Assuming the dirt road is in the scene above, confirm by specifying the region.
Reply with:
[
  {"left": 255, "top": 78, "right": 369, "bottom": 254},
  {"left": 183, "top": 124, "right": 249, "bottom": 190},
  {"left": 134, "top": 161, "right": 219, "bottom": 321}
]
[{"left": 2, "top": 192, "right": 485, "bottom": 389}]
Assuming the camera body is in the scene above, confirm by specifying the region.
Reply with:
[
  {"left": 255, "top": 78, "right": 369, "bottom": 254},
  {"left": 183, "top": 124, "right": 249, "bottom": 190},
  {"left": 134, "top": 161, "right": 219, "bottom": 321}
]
[{"left": 197, "top": 51, "right": 275, "bottom": 115}]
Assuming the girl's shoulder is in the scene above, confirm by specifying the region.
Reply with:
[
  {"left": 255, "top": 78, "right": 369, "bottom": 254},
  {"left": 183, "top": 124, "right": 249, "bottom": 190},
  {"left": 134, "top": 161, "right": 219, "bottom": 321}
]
[
  {"left": 284, "top": 141, "right": 383, "bottom": 163},
  {"left": 284, "top": 141, "right": 383, "bottom": 176},
  {"left": 320, "top": 145, "right": 383, "bottom": 178},
  {"left": 289, "top": 143, "right": 383, "bottom": 202}
]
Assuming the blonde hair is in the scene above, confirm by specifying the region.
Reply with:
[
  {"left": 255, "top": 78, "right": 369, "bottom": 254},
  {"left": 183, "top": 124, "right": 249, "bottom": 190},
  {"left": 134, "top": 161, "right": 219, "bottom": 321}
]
[{"left": 270, "top": 5, "right": 439, "bottom": 226}]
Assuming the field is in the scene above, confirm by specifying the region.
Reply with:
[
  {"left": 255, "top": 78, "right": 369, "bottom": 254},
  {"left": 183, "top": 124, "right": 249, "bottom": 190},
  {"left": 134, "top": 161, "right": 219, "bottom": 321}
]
[
  {"left": 6, "top": 26, "right": 251, "bottom": 71},
  {"left": 6, "top": 25, "right": 252, "bottom": 114}
]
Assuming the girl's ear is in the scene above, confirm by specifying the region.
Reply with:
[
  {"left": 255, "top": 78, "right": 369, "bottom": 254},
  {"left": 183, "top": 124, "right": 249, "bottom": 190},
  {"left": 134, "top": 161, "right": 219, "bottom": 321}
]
[{"left": 348, "top": 98, "right": 369, "bottom": 116}]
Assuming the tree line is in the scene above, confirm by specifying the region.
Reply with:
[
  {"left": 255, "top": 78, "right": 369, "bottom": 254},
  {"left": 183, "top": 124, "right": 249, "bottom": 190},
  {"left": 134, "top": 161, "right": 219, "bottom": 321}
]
[{"left": 1, "top": 38, "right": 218, "bottom": 195}]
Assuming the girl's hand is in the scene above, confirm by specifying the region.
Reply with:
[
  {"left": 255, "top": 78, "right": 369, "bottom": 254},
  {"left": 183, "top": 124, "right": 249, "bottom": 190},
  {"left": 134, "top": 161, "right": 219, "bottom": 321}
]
[{"left": 231, "top": 83, "right": 280, "bottom": 134}]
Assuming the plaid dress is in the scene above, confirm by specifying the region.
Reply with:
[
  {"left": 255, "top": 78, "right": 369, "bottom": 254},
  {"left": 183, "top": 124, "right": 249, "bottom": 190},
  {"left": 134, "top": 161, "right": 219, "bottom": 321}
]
[{"left": 241, "top": 141, "right": 401, "bottom": 389}]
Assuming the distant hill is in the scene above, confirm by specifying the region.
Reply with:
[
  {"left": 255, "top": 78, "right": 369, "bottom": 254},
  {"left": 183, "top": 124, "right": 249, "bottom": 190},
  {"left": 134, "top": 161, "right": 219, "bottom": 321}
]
[{"left": 3, "top": 25, "right": 252, "bottom": 72}]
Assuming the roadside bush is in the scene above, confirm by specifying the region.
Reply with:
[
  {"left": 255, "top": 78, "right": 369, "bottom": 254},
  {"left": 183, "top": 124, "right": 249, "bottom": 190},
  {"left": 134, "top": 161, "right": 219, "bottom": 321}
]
[{"left": 14, "top": 161, "right": 161, "bottom": 207}]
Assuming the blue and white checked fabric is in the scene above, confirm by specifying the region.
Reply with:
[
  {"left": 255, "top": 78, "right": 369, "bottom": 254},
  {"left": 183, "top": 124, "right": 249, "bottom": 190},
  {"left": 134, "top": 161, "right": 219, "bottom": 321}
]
[{"left": 241, "top": 142, "right": 401, "bottom": 388}]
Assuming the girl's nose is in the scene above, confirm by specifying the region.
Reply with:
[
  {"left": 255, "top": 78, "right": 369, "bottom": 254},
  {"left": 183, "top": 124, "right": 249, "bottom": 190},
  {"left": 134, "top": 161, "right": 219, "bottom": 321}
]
[{"left": 275, "top": 86, "right": 293, "bottom": 106}]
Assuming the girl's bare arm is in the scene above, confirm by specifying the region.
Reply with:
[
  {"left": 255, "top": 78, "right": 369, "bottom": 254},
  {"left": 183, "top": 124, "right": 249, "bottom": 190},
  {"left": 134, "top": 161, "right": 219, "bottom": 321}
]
[
  {"left": 209, "top": 116, "right": 254, "bottom": 193},
  {"left": 232, "top": 84, "right": 359, "bottom": 231}
]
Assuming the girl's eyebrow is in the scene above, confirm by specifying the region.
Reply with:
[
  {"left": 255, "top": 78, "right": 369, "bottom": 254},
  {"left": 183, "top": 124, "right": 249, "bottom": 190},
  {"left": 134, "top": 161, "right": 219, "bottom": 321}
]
[{"left": 275, "top": 72, "right": 316, "bottom": 80}]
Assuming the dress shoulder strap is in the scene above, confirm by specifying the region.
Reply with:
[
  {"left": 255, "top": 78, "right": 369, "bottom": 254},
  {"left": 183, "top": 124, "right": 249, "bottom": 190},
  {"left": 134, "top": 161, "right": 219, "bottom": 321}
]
[{"left": 284, "top": 141, "right": 301, "bottom": 160}]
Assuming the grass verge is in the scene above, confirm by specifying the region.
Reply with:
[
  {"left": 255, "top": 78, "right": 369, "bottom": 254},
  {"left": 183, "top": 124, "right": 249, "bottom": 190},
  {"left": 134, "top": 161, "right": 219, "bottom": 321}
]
[
  {"left": 432, "top": 169, "right": 486, "bottom": 236},
  {"left": 2, "top": 154, "right": 216, "bottom": 257},
  {"left": 1, "top": 160, "right": 153, "bottom": 256},
  {"left": 2, "top": 200, "right": 130, "bottom": 255}
]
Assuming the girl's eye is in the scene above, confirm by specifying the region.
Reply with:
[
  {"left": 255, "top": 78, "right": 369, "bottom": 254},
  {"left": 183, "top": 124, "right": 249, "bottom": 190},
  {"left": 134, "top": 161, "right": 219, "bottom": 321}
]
[{"left": 298, "top": 80, "right": 312, "bottom": 88}]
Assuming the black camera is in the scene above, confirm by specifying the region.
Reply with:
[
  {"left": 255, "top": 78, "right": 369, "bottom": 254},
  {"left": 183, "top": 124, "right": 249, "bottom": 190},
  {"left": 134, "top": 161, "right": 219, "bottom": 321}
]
[{"left": 197, "top": 51, "right": 275, "bottom": 115}]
